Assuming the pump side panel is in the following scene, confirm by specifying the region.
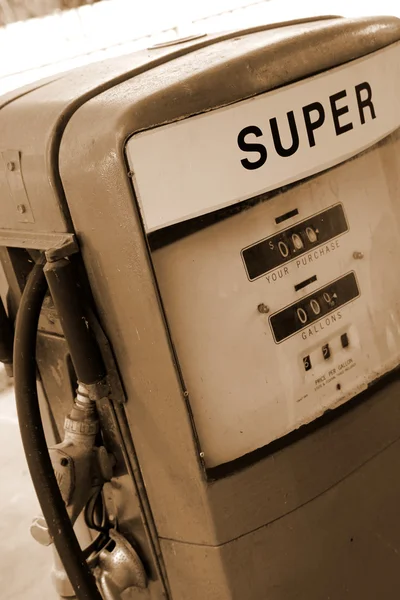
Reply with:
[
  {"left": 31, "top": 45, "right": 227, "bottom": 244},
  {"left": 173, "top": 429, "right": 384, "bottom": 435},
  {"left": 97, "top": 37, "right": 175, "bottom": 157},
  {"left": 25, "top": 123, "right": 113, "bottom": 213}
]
[{"left": 161, "top": 433, "right": 400, "bottom": 600}]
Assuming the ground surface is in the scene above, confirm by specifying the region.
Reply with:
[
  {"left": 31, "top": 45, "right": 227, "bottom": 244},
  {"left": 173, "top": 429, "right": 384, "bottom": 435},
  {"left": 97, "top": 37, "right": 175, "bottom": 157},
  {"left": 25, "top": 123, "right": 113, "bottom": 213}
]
[{"left": 0, "top": 369, "right": 55, "bottom": 599}]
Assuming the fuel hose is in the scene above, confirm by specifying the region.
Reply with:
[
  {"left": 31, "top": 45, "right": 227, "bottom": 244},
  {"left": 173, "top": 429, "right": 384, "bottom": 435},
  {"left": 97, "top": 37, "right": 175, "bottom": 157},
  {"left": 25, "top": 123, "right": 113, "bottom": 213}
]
[
  {"left": 0, "top": 294, "right": 13, "bottom": 373},
  {"left": 13, "top": 255, "right": 103, "bottom": 600}
]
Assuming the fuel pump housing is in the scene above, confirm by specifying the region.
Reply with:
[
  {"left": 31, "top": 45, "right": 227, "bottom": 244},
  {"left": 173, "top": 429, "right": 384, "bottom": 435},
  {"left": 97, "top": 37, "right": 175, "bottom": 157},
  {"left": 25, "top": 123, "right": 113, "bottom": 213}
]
[{"left": 1, "top": 14, "right": 400, "bottom": 600}]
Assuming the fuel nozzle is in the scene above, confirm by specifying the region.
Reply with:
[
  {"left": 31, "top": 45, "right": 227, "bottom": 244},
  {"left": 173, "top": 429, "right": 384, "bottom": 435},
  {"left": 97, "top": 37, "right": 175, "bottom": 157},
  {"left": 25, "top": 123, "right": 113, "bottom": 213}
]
[
  {"left": 32, "top": 379, "right": 115, "bottom": 598},
  {"left": 31, "top": 378, "right": 145, "bottom": 600},
  {"left": 48, "top": 381, "right": 114, "bottom": 525},
  {"left": 43, "top": 255, "right": 112, "bottom": 520}
]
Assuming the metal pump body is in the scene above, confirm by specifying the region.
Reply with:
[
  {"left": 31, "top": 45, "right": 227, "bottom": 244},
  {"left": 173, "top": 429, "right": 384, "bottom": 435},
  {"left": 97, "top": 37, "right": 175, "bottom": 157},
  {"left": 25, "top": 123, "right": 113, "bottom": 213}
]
[{"left": 2, "top": 14, "right": 400, "bottom": 600}]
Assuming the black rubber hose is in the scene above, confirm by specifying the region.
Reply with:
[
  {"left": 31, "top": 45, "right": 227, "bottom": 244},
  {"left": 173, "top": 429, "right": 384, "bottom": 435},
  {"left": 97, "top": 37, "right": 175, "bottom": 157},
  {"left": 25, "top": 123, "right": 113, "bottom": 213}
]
[
  {"left": 0, "top": 294, "right": 13, "bottom": 365},
  {"left": 44, "top": 258, "right": 106, "bottom": 385},
  {"left": 13, "top": 256, "right": 103, "bottom": 600}
]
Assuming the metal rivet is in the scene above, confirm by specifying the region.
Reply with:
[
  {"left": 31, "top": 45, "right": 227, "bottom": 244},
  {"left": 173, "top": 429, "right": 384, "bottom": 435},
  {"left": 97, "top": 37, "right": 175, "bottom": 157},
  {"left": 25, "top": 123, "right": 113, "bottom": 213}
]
[
  {"left": 17, "top": 204, "right": 26, "bottom": 214},
  {"left": 199, "top": 452, "right": 205, "bottom": 458},
  {"left": 257, "top": 303, "right": 270, "bottom": 314},
  {"left": 6, "top": 161, "right": 15, "bottom": 171},
  {"left": 353, "top": 251, "right": 364, "bottom": 260}
]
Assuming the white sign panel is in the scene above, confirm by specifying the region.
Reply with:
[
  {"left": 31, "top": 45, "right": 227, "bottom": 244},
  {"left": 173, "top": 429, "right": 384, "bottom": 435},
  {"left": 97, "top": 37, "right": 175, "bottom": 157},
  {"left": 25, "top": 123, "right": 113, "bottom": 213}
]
[{"left": 126, "top": 42, "right": 400, "bottom": 233}]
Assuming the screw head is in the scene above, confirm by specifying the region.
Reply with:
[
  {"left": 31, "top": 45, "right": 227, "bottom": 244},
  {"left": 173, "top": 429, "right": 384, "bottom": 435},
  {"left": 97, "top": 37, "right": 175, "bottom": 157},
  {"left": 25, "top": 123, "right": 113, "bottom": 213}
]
[
  {"left": 6, "top": 161, "right": 15, "bottom": 171},
  {"left": 17, "top": 204, "right": 26, "bottom": 214},
  {"left": 257, "top": 303, "right": 270, "bottom": 314},
  {"left": 353, "top": 251, "right": 364, "bottom": 260}
]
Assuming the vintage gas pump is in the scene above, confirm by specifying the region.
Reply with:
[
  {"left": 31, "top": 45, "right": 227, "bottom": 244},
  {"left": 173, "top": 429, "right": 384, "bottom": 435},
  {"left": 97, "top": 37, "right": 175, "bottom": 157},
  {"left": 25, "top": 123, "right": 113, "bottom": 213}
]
[{"left": 1, "top": 13, "right": 400, "bottom": 600}]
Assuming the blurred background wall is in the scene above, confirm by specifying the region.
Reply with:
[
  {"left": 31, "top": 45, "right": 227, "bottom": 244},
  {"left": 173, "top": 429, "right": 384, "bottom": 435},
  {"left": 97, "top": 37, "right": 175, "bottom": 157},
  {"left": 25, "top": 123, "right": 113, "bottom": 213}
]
[{"left": 1, "top": 0, "right": 400, "bottom": 96}]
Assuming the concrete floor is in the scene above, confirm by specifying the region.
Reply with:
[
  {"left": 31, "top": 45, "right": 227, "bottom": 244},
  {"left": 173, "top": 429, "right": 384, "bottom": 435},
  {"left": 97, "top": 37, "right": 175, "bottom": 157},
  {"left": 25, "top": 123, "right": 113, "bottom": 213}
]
[{"left": 0, "top": 369, "right": 55, "bottom": 600}]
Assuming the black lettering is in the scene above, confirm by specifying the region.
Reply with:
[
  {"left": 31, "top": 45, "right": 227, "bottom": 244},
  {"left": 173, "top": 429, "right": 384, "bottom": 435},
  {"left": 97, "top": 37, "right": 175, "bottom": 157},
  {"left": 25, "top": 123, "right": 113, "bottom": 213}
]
[
  {"left": 284, "top": 267, "right": 289, "bottom": 275},
  {"left": 337, "top": 311, "right": 342, "bottom": 320},
  {"left": 325, "top": 245, "right": 330, "bottom": 254},
  {"left": 319, "top": 247, "right": 325, "bottom": 256},
  {"left": 330, "top": 90, "right": 353, "bottom": 136},
  {"left": 303, "top": 102, "right": 325, "bottom": 147},
  {"left": 237, "top": 126, "right": 267, "bottom": 170},
  {"left": 355, "top": 82, "right": 376, "bottom": 125},
  {"left": 314, "top": 251, "right": 319, "bottom": 260},
  {"left": 270, "top": 111, "right": 299, "bottom": 157}
]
